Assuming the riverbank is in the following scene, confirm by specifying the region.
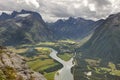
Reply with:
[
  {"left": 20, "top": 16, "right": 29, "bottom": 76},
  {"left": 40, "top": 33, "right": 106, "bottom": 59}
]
[{"left": 49, "top": 48, "right": 74, "bottom": 80}]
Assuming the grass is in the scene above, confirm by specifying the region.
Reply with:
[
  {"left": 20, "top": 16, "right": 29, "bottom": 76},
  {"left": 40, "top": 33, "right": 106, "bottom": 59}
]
[
  {"left": 37, "top": 42, "right": 56, "bottom": 46},
  {"left": 110, "top": 70, "right": 120, "bottom": 76},
  {"left": 0, "top": 50, "right": 5, "bottom": 54},
  {"left": 35, "top": 47, "right": 51, "bottom": 55},
  {"left": 87, "top": 62, "right": 120, "bottom": 77},
  {"left": 85, "top": 58, "right": 100, "bottom": 66},
  {"left": 44, "top": 71, "right": 56, "bottom": 80},
  {"left": 58, "top": 53, "right": 73, "bottom": 61},
  {"left": 8, "top": 47, "right": 28, "bottom": 54},
  {"left": 27, "top": 58, "right": 55, "bottom": 71},
  {"left": 58, "top": 39, "right": 76, "bottom": 44},
  {"left": 94, "top": 67, "right": 120, "bottom": 76}
]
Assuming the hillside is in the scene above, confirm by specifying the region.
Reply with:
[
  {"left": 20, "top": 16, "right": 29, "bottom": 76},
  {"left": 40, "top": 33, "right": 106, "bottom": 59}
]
[
  {"left": 0, "top": 46, "right": 46, "bottom": 80},
  {"left": 47, "top": 17, "right": 104, "bottom": 40},
  {"left": 0, "top": 10, "right": 53, "bottom": 46},
  {"left": 81, "top": 13, "right": 120, "bottom": 64},
  {"left": 73, "top": 13, "right": 120, "bottom": 80}
]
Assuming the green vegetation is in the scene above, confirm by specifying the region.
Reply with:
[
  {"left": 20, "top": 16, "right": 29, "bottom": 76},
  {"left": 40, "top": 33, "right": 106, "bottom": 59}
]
[
  {"left": 0, "top": 50, "right": 4, "bottom": 54},
  {"left": 36, "top": 40, "right": 78, "bottom": 53},
  {"left": 11, "top": 46, "right": 62, "bottom": 80},
  {"left": 0, "top": 69, "right": 6, "bottom": 80},
  {"left": 44, "top": 71, "right": 56, "bottom": 80},
  {"left": 74, "top": 56, "right": 120, "bottom": 80},
  {"left": 3, "top": 66, "right": 17, "bottom": 79},
  {"left": 74, "top": 14, "right": 120, "bottom": 80},
  {"left": 27, "top": 59, "right": 55, "bottom": 71},
  {"left": 0, "top": 66, "right": 18, "bottom": 80},
  {"left": 10, "top": 40, "right": 79, "bottom": 80},
  {"left": 58, "top": 53, "right": 73, "bottom": 61},
  {"left": 8, "top": 47, "right": 28, "bottom": 54}
]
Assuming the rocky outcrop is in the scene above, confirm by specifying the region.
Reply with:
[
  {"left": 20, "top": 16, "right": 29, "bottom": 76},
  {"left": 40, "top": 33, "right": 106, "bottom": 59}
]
[{"left": 0, "top": 47, "right": 46, "bottom": 80}]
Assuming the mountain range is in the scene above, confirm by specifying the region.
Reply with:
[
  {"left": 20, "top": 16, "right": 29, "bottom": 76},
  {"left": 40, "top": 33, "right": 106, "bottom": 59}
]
[
  {"left": 0, "top": 10, "right": 53, "bottom": 46},
  {"left": 0, "top": 10, "right": 103, "bottom": 45},
  {"left": 47, "top": 17, "right": 104, "bottom": 40},
  {"left": 0, "top": 9, "right": 120, "bottom": 80}
]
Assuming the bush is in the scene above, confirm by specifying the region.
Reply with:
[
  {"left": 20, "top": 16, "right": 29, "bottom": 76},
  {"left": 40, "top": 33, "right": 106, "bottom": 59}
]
[{"left": 2, "top": 66, "right": 17, "bottom": 80}]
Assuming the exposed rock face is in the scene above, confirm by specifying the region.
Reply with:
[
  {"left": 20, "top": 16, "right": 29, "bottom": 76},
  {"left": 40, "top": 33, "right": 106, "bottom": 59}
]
[{"left": 0, "top": 48, "right": 46, "bottom": 80}]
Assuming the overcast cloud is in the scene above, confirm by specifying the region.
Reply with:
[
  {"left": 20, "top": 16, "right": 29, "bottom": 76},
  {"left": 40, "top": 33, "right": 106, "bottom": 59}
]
[{"left": 0, "top": 0, "right": 120, "bottom": 22}]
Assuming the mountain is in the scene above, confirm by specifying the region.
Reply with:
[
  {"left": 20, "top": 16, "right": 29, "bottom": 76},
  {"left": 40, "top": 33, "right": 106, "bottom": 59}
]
[
  {"left": 47, "top": 17, "right": 104, "bottom": 40},
  {"left": 0, "top": 46, "right": 46, "bottom": 80},
  {"left": 0, "top": 10, "right": 44, "bottom": 22},
  {"left": 81, "top": 13, "right": 120, "bottom": 64},
  {"left": 73, "top": 13, "right": 120, "bottom": 80},
  {"left": 0, "top": 10, "right": 53, "bottom": 46}
]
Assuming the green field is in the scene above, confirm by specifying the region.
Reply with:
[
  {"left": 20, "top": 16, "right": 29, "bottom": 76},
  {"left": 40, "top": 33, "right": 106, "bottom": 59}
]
[
  {"left": 44, "top": 71, "right": 56, "bottom": 80},
  {"left": 58, "top": 53, "right": 73, "bottom": 61}
]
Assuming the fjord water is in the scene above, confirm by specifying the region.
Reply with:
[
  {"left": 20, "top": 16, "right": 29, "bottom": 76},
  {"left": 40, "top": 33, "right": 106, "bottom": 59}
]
[{"left": 50, "top": 49, "right": 74, "bottom": 80}]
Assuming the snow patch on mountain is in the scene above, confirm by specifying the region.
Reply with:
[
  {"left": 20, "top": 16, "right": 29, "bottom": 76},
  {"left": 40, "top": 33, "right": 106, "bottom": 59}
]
[{"left": 17, "top": 13, "right": 30, "bottom": 17}]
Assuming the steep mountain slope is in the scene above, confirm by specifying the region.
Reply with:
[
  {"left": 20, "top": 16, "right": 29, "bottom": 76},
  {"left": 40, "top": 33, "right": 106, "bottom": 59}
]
[
  {"left": 0, "top": 46, "right": 46, "bottom": 80},
  {"left": 81, "top": 13, "right": 120, "bottom": 64},
  {"left": 47, "top": 17, "right": 104, "bottom": 40},
  {"left": 73, "top": 13, "right": 120, "bottom": 80},
  {"left": 0, "top": 10, "right": 53, "bottom": 46}
]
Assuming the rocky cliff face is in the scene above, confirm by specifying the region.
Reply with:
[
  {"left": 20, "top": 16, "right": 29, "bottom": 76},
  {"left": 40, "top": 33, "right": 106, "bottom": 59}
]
[{"left": 0, "top": 47, "right": 46, "bottom": 80}]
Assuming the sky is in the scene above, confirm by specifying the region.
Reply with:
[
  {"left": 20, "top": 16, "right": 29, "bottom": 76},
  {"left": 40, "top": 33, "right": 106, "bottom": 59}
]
[{"left": 0, "top": 0, "right": 120, "bottom": 22}]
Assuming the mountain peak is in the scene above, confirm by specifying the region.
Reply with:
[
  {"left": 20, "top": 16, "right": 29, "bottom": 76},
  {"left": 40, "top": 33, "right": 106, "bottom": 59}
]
[
  {"left": 68, "top": 17, "right": 75, "bottom": 20},
  {"left": 0, "top": 10, "right": 42, "bottom": 21},
  {"left": 0, "top": 10, "right": 53, "bottom": 45},
  {"left": 1, "top": 12, "right": 9, "bottom": 16},
  {"left": 108, "top": 12, "right": 120, "bottom": 18}
]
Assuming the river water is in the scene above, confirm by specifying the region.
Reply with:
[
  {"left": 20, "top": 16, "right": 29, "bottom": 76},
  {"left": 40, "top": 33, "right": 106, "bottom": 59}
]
[{"left": 49, "top": 49, "right": 74, "bottom": 80}]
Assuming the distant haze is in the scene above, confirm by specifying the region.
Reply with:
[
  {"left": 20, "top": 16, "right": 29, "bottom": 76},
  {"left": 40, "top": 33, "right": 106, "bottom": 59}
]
[{"left": 0, "top": 0, "right": 120, "bottom": 22}]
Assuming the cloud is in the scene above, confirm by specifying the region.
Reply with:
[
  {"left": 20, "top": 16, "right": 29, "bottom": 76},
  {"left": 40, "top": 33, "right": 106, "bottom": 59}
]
[
  {"left": 23, "top": 0, "right": 40, "bottom": 8},
  {"left": 0, "top": 0, "right": 120, "bottom": 22}
]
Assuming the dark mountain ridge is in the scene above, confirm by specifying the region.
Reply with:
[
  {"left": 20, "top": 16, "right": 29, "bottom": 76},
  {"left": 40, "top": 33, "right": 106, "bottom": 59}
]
[
  {"left": 0, "top": 10, "right": 42, "bottom": 21},
  {"left": 80, "top": 13, "right": 120, "bottom": 64},
  {"left": 0, "top": 10, "right": 53, "bottom": 46},
  {"left": 0, "top": 10, "right": 104, "bottom": 46},
  {"left": 47, "top": 17, "right": 104, "bottom": 40}
]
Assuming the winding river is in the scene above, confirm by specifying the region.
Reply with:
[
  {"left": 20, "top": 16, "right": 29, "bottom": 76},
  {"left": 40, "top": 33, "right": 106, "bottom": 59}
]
[{"left": 49, "top": 48, "right": 74, "bottom": 80}]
